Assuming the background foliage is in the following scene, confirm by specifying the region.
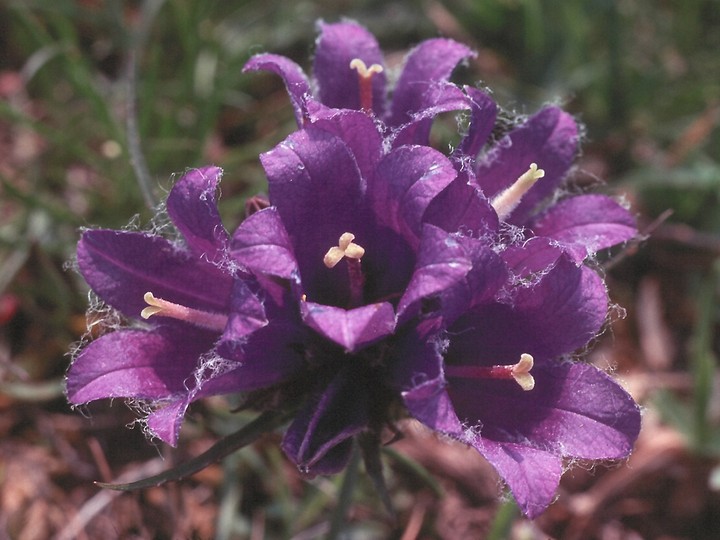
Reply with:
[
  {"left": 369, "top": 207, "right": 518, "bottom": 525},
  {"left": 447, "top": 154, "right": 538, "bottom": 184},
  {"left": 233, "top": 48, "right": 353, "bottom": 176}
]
[{"left": 1, "top": 0, "right": 719, "bottom": 538}]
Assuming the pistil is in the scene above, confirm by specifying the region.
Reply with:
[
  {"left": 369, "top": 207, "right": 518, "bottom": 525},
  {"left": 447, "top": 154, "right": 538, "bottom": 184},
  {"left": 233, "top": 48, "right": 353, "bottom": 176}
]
[
  {"left": 141, "top": 292, "right": 228, "bottom": 332},
  {"left": 445, "top": 353, "right": 535, "bottom": 391},
  {"left": 324, "top": 232, "right": 366, "bottom": 307},
  {"left": 349, "top": 58, "right": 383, "bottom": 113},
  {"left": 490, "top": 163, "right": 545, "bottom": 220}
]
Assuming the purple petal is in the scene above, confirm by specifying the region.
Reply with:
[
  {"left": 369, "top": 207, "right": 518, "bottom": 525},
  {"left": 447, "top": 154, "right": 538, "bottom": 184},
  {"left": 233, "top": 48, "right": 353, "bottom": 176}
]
[
  {"left": 146, "top": 324, "right": 308, "bottom": 445},
  {"left": 166, "top": 166, "right": 229, "bottom": 261},
  {"left": 450, "top": 361, "right": 640, "bottom": 460},
  {"left": 404, "top": 379, "right": 464, "bottom": 435},
  {"left": 313, "top": 21, "right": 386, "bottom": 116},
  {"left": 305, "top": 102, "right": 383, "bottom": 180},
  {"left": 300, "top": 301, "right": 396, "bottom": 353},
  {"left": 368, "top": 145, "right": 458, "bottom": 243},
  {"left": 391, "top": 82, "right": 470, "bottom": 147},
  {"left": 388, "top": 38, "right": 475, "bottom": 127},
  {"left": 438, "top": 239, "right": 509, "bottom": 326},
  {"left": 390, "top": 328, "right": 465, "bottom": 435},
  {"left": 453, "top": 86, "right": 498, "bottom": 158},
  {"left": 221, "top": 278, "right": 268, "bottom": 344},
  {"left": 146, "top": 398, "right": 189, "bottom": 445},
  {"left": 296, "top": 439, "right": 355, "bottom": 476},
  {"left": 397, "top": 225, "right": 473, "bottom": 322},
  {"left": 77, "top": 230, "right": 231, "bottom": 318},
  {"left": 149, "top": 320, "right": 305, "bottom": 445},
  {"left": 66, "top": 326, "right": 213, "bottom": 404},
  {"left": 448, "top": 360, "right": 642, "bottom": 517},
  {"left": 501, "top": 237, "right": 565, "bottom": 276},
  {"left": 423, "top": 170, "right": 499, "bottom": 236},
  {"left": 477, "top": 107, "right": 579, "bottom": 223},
  {"left": 529, "top": 194, "right": 636, "bottom": 262},
  {"left": 282, "top": 365, "right": 369, "bottom": 474},
  {"left": 261, "top": 127, "right": 367, "bottom": 300},
  {"left": 446, "top": 256, "right": 608, "bottom": 362},
  {"left": 472, "top": 440, "right": 562, "bottom": 519},
  {"left": 216, "top": 318, "right": 308, "bottom": 389},
  {"left": 243, "top": 53, "right": 312, "bottom": 126},
  {"left": 230, "top": 207, "right": 298, "bottom": 281},
  {"left": 513, "top": 261, "right": 608, "bottom": 358}
]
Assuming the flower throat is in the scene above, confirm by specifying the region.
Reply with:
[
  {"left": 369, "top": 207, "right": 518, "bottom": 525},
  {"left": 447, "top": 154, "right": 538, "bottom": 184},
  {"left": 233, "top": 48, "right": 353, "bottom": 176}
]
[{"left": 323, "top": 232, "right": 366, "bottom": 308}]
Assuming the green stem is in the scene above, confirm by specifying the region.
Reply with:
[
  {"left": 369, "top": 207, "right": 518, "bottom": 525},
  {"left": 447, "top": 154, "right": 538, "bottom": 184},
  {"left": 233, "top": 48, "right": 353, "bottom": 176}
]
[
  {"left": 125, "top": 0, "right": 167, "bottom": 210},
  {"left": 327, "top": 441, "right": 361, "bottom": 540},
  {"left": 691, "top": 262, "right": 719, "bottom": 453},
  {"left": 487, "top": 497, "right": 520, "bottom": 540},
  {"left": 125, "top": 51, "right": 156, "bottom": 210}
]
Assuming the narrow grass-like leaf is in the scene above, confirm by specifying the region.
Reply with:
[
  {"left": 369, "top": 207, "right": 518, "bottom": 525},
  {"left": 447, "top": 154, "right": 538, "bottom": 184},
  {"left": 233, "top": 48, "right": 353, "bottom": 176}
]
[
  {"left": 487, "top": 497, "right": 520, "bottom": 540},
  {"left": 690, "top": 263, "right": 720, "bottom": 453},
  {"left": 97, "top": 410, "right": 290, "bottom": 491},
  {"left": 381, "top": 446, "right": 444, "bottom": 498},
  {"left": 327, "top": 441, "right": 361, "bottom": 540}
]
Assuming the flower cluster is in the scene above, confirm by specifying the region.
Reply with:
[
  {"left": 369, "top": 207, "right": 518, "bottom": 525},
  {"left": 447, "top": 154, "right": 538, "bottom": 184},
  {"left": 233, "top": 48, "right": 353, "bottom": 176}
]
[{"left": 67, "top": 21, "right": 641, "bottom": 517}]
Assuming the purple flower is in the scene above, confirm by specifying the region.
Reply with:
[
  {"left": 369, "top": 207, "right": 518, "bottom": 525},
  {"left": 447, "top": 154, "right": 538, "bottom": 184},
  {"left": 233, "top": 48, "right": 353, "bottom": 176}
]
[
  {"left": 243, "top": 20, "right": 474, "bottom": 146},
  {"left": 431, "top": 91, "right": 637, "bottom": 262},
  {"left": 66, "top": 21, "right": 642, "bottom": 521},
  {"left": 409, "top": 75, "right": 642, "bottom": 518},
  {"left": 246, "top": 20, "right": 636, "bottom": 263},
  {"left": 399, "top": 239, "right": 641, "bottom": 517},
  {"left": 223, "top": 111, "right": 479, "bottom": 474},
  {"left": 225, "top": 102, "right": 639, "bottom": 515},
  {"left": 242, "top": 19, "right": 640, "bottom": 515},
  {"left": 66, "top": 167, "right": 267, "bottom": 445}
]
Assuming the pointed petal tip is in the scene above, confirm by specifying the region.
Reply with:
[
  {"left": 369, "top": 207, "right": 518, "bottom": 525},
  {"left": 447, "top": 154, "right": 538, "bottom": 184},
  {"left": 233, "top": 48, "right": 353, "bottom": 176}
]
[
  {"left": 167, "top": 165, "right": 230, "bottom": 259},
  {"left": 146, "top": 399, "right": 189, "bottom": 446}
]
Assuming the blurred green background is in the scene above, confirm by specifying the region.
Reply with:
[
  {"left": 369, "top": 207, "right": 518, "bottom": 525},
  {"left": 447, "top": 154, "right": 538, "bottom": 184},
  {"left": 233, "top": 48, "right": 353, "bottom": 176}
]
[{"left": 0, "top": 1, "right": 718, "bottom": 538}]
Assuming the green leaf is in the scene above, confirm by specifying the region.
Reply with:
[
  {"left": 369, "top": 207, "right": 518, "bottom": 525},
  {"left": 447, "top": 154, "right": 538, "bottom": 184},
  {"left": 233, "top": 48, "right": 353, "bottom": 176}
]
[{"left": 97, "top": 410, "right": 290, "bottom": 491}]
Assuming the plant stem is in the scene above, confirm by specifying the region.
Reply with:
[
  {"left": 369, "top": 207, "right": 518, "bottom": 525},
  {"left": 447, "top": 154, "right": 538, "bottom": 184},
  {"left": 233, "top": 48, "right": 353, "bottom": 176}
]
[{"left": 327, "top": 441, "right": 361, "bottom": 540}]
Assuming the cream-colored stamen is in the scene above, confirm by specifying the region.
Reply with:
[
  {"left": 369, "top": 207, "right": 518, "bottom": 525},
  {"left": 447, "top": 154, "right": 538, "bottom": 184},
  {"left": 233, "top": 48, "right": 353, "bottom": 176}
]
[
  {"left": 349, "top": 58, "right": 384, "bottom": 79},
  {"left": 141, "top": 292, "right": 228, "bottom": 332},
  {"left": 323, "top": 232, "right": 365, "bottom": 268},
  {"left": 490, "top": 163, "right": 545, "bottom": 220},
  {"left": 141, "top": 292, "right": 168, "bottom": 319},
  {"left": 510, "top": 353, "right": 535, "bottom": 391},
  {"left": 445, "top": 353, "right": 536, "bottom": 391},
  {"left": 350, "top": 59, "right": 383, "bottom": 112}
]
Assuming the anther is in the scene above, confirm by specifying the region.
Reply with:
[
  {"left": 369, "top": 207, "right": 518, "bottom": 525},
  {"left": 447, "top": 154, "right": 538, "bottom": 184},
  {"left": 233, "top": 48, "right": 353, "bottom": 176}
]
[
  {"left": 323, "top": 232, "right": 365, "bottom": 268},
  {"left": 509, "top": 353, "right": 535, "bottom": 391},
  {"left": 445, "top": 353, "right": 535, "bottom": 391},
  {"left": 323, "top": 232, "right": 366, "bottom": 307},
  {"left": 490, "top": 163, "right": 545, "bottom": 220},
  {"left": 349, "top": 59, "right": 384, "bottom": 79},
  {"left": 349, "top": 58, "right": 383, "bottom": 112},
  {"left": 141, "top": 292, "right": 228, "bottom": 332}
]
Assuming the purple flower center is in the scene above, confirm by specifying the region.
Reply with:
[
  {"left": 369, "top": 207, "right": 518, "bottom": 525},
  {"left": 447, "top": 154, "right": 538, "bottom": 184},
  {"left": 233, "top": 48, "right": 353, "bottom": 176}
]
[{"left": 323, "top": 232, "right": 366, "bottom": 308}]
